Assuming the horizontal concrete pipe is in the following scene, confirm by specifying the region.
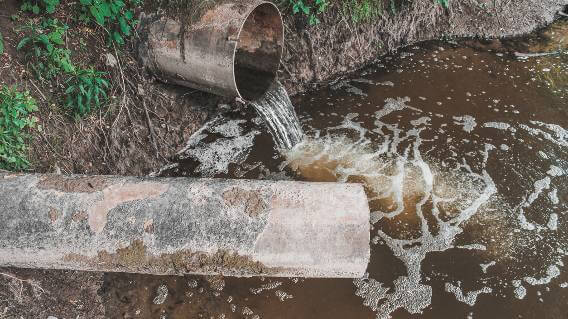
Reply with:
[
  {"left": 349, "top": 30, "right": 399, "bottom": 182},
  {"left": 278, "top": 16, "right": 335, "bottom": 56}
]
[
  {"left": 0, "top": 173, "right": 370, "bottom": 278},
  {"left": 139, "top": 1, "right": 284, "bottom": 101}
]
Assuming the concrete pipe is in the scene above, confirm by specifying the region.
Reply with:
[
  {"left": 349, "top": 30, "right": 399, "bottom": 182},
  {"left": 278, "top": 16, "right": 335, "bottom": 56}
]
[
  {"left": 0, "top": 173, "right": 370, "bottom": 278},
  {"left": 139, "top": 1, "right": 284, "bottom": 101}
]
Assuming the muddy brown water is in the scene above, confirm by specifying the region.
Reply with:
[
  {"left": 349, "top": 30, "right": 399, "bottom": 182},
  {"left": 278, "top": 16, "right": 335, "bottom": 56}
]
[{"left": 101, "top": 21, "right": 568, "bottom": 319}]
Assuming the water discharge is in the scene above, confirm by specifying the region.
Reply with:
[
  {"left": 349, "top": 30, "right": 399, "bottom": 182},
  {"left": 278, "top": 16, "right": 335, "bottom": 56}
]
[{"left": 249, "top": 81, "right": 304, "bottom": 150}]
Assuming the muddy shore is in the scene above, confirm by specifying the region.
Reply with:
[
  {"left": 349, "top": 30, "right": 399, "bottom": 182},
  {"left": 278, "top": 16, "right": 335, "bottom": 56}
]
[{"left": 0, "top": 0, "right": 567, "bottom": 318}]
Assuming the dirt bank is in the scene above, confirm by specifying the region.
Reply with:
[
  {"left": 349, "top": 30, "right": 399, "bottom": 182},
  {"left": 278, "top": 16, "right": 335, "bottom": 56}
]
[
  {"left": 279, "top": 0, "right": 568, "bottom": 94},
  {"left": 0, "top": 0, "right": 566, "bottom": 177}
]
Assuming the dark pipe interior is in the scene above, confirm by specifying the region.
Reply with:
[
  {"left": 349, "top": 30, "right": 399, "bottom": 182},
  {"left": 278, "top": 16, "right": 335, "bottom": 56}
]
[{"left": 234, "top": 3, "right": 283, "bottom": 101}]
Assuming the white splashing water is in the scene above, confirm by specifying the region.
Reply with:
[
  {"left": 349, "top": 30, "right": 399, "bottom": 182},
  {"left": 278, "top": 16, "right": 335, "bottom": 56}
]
[
  {"left": 250, "top": 81, "right": 304, "bottom": 150},
  {"left": 282, "top": 96, "right": 568, "bottom": 318}
]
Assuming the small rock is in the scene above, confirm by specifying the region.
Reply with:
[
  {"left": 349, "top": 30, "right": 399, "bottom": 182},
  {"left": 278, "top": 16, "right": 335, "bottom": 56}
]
[{"left": 105, "top": 53, "right": 118, "bottom": 67}]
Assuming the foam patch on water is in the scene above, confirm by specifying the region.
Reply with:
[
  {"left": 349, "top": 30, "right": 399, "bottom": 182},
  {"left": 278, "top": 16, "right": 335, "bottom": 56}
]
[
  {"left": 178, "top": 117, "right": 260, "bottom": 177},
  {"left": 445, "top": 282, "right": 492, "bottom": 306},
  {"left": 453, "top": 115, "right": 477, "bottom": 133},
  {"left": 524, "top": 265, "right": 561, "bottom": 285}
]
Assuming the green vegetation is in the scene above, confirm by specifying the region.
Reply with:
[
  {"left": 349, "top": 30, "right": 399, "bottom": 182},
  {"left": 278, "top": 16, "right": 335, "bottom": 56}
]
[
  {"left": 16, "top": 18, "right": 111, "bottom": 118},
  {"left": 436, "top": 0, "right": 449, "bottom": 9},
  {"left": 65, "top": 67, "right": 109, "bottom": 117},
  {"left": 77, "top": 0, "right": 140, "bottom": 45},
  {"left": 13, "top": 0, "right": 142, "bottom": 118},
  {"left": 289, "top": 0, "right": 329, "bottom": 25},
  {"left": 342, "top": 0, "right": 383, "bottom": 23},
  {"left": 21, "top": 0, "right": 60, "bottom": 14},
  {"left": 0, "top": 86, "right": 38, "bottom": 171},
  {"left": 0, "top": 32, "right": 4, "bottom": 55},
  {"left": 17, "top": 19, "right": 75, "bottom": 80}
]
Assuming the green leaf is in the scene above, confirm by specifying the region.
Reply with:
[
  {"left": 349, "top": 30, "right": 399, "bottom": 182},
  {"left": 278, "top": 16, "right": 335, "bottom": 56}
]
[
  {"left": 124, "top": 10, "right": 133, "bottom": 20},
  {"left": 99, "top": 2, "right": 112, "bottom": 17},
  {"left": 79, "top": 0, "right": 92, "bottom": 5},
  {"left": 114, "top": 0, "right": 125, "bottom": 9},
  {"left": 112, "top": 31, "right": 124, "bottom": 45},
  {"left": 118, "top": 16, "right": 130, "bottom": 35},
  {"left": 16, "top": 37, "right": 31, "bottom": 50},
  {"left": 32, "top": 5, "right": 40, "bottom": 14},
  {"left": 90, "top": 6, "right": 105, "bottom": 25},
  {"left": 292, "top": 2, "right": 300, "bottom": 14},
  {"left": 0, "top": 33, "right": 4, "bottom": 55}
]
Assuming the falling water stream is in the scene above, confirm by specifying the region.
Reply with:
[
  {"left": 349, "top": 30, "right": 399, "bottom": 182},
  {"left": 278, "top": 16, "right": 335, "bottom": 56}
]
[
  {"left": 249, "top": 81, "right": 304, "bottom": 150},
  {"left": 102, "top": 20, "right": 568, "bottom": 319}
]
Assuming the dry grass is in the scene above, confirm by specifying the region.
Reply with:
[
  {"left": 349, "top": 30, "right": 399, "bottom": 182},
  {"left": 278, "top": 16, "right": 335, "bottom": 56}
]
[{"left": 0, "top": 272, "right": 47, "bottom": 305}]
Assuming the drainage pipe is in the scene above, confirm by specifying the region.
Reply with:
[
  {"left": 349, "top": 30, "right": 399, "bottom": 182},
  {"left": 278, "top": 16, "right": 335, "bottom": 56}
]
[
  {"left": 0, "top": 173, "right": 370, "bottom": 278},
  {"left": 139, "top": 1, "right": 284, "bottom": 101}
]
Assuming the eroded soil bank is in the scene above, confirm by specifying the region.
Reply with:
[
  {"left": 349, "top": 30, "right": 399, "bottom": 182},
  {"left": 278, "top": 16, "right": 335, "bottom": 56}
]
[{"left": 1, "top": 1, "right": 568, "bottom": 318}]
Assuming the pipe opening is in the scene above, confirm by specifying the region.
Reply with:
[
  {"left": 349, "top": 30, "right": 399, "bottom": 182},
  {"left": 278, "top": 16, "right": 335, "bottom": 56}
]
[{"left": 234, "top": 3, "right": 284, "bottom": 101}]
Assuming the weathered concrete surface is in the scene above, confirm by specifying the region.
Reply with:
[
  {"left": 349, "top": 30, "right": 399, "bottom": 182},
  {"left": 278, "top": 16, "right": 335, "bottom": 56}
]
[
  {"left": 0, "top": 173, "right": 370, "bottom": 278},
  {"left": 139, "top": 1, "right": 284, "bottom": 101}
]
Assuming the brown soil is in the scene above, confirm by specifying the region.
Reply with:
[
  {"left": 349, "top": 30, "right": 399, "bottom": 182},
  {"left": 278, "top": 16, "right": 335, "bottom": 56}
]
[{"left": 1, "top": 0, "right": 567, "bottom": 317}]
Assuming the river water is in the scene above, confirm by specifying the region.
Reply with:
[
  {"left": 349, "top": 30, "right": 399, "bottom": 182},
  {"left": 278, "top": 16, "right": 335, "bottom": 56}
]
[{"left": 103, "top": 20, "right": 568, "bottom": 318}]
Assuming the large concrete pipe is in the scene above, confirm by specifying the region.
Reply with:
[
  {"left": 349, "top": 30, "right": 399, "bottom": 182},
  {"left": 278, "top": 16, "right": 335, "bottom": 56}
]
[
  {"left": 0, "top": 173, "right": 370, "bottom": 278},
  {"left": 139, "top": 1, "right": 284, "bottom": 101}
]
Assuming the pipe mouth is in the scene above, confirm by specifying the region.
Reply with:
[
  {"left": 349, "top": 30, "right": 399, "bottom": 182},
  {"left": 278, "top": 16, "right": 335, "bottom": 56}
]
[{"left": 234, "top": 2, "right": 284, "bottom": 101}]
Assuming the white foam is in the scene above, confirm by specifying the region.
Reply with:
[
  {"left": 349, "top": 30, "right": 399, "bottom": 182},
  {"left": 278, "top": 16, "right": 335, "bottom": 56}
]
[
  {"left": 184, "top": 132, "right": 257, "bottom": 176},
  {"left": 524, "top": 265, "right": 561, "bottom": 285},
  {"left": 453, "top": 115, "right": 477, "bottom": 133},
  {"left": 512, "top": 280, "right": 527, "bottom": 299},
  {"left": 547, "top": 213, "right": 558, "bottom": 231},
  {"left": 480, "top": 261, "right": 496, "bottom": 273},
  {"left": 484, "top": 122, "right": 511, "bottom": 130},
  {"left": 547, "top": 165, "right": 565, "bottom": 177},
  {"left": 445, "top": 282, "right": 492, "bottom": 306}
]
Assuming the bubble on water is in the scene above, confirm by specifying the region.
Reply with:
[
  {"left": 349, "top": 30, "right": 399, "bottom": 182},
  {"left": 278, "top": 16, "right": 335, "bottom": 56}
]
[
  {"left": 445, "top": 282, "right": 492, "bottom": 306},
  {"left": 275, "top": 290, "right": 294, "bottom": 302},
  {"left": 250, "top": 281, "right": 282, "bottom": 295},
  {"left": 512, "top": 280, "right": 527, "bottom": 299},
  {"left": 241, "top": 307, "right": 254, "bottom": 315},
  {"left": 457, "top": 244, "right": 487, "bottom": 251}
]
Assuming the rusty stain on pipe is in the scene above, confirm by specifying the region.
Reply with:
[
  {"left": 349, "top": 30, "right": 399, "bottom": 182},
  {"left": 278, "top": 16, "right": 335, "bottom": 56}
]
[{"left": 140, "top": 1, "right": 284, "bottom": 101}]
